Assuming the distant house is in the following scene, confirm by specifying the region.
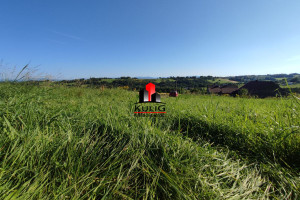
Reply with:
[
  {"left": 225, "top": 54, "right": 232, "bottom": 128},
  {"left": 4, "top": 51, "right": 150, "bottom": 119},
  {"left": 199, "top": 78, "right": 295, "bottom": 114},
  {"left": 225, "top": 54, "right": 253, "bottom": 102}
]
[
  {"left": 220, "top": 85, "right": 239, "bottom": 94},
  {"left": 233, "top": 80, "right": 286, "bottom": 98},
  {"left": 207, "top": 85, "right": 238, "bottom": 95},
  {"left": 207, "top": 86, "right": 221, "bottom": 94}
]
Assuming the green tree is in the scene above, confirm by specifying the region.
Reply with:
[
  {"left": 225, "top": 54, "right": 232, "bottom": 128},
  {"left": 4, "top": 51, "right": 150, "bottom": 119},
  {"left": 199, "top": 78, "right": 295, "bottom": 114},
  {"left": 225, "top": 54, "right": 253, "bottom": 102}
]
[{"left": 238, "top": 88, "right": 248, "bottom": 97}]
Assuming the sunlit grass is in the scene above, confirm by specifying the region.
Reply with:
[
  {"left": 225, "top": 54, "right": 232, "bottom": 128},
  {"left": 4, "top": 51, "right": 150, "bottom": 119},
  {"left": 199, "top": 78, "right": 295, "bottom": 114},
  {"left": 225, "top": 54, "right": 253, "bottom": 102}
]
[{"left": 0, "top": 83, "right": 299, "bottom": 199}]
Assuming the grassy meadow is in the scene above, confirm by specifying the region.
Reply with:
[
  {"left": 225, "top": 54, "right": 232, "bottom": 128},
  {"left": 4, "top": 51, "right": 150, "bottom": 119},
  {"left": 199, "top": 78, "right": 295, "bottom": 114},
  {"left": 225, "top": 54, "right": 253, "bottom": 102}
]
[{"left": 0, "top": 82, "right": 299, "bottom": 199}]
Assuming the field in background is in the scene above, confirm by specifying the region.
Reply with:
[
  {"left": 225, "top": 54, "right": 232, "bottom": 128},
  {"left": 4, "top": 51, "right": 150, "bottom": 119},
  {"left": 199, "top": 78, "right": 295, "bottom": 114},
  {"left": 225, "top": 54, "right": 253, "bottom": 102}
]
[
  {"left": 0, "top": 83, "right": 299, "bottom": 199},
  {"left": 208, "top": 78, "right": 238, "bottom": 84},
  {"left": 282, "top": 83, "right": 300, "bottom": 88}
]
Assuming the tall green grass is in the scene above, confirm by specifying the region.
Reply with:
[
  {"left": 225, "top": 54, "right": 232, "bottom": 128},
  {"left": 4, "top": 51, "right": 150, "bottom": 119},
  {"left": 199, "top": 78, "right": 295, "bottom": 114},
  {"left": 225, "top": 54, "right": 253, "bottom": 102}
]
[
  {"left": 163, "top": 94, "right": 300, "bottom": 168},
  {"left": 0, "top": 83, "right": 299, "bottom": 199}
]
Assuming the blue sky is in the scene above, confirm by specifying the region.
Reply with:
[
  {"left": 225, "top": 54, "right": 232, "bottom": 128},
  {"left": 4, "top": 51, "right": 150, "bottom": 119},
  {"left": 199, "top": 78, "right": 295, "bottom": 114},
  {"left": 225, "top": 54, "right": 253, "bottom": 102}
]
[{"left": 1, "top": 0, "right": 300, "bottom": 79}]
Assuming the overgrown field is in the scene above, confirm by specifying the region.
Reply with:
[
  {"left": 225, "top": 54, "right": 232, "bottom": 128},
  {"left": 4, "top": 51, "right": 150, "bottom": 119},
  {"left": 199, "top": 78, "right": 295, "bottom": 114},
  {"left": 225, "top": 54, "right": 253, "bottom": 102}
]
[{"left": 0, "top": 83, "right": 299, "bottom": 199}]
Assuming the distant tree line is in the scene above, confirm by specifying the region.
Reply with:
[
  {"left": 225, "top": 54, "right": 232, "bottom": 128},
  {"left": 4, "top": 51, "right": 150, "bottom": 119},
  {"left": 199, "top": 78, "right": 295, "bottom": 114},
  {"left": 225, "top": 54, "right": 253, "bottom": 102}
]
[
  {"left": 227, "top": 73, "right": 299, "bottom": 83},
  {"left": 56, "top": 74, "right": 300, "bottom": 94},
  {"left": 58, "top": 76, "right": 220, "bottom": 93}
]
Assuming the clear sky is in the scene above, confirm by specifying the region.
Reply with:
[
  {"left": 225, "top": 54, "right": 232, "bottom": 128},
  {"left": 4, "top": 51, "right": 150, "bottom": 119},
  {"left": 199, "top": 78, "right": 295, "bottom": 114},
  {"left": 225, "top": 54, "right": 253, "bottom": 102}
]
[{"left": 1, "top": 0, "right": 300, "bottom": 79}]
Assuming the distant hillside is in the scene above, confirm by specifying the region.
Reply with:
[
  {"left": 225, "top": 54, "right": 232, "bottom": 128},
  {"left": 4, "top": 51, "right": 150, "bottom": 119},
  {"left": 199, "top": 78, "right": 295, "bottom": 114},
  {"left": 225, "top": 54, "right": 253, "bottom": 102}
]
[
  {"left": 208, "top": 78, "right": 239, "bottom": 84},
  {"left": 40, "top": 73, "right": 300, "bottom": 94},
  {"left": 226, "top": 73, "right": 300, "bottom": 84}
]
